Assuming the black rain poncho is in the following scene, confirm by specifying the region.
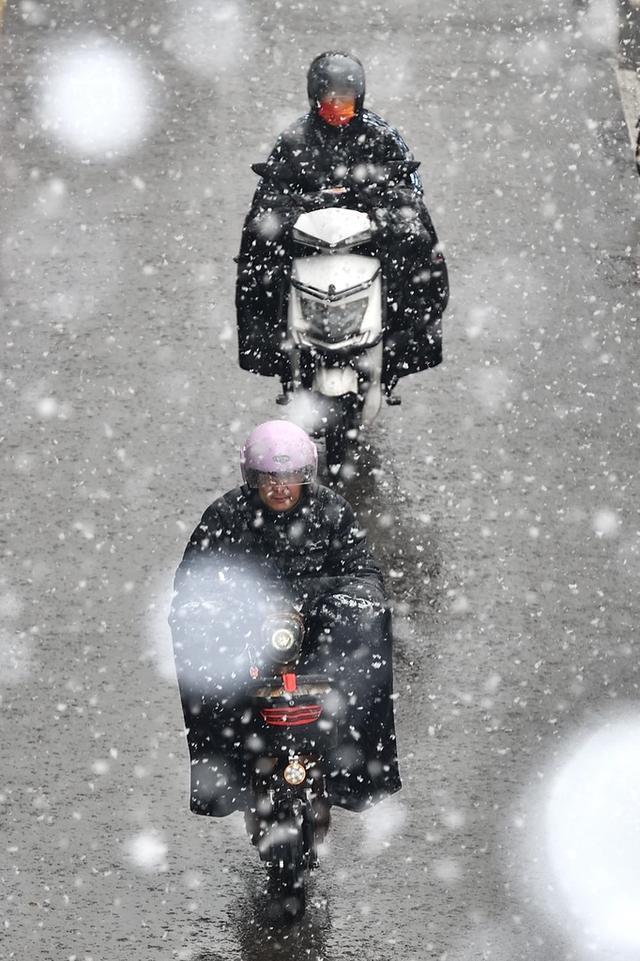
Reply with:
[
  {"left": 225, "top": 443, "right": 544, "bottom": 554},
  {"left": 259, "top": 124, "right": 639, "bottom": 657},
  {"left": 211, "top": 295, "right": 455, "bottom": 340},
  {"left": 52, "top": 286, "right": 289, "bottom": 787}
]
[
  {"left": 235, "top": 108, "right": 449, "bottom": 386},
  {"left": 169, "top": 483, "right": 401, "bottom": 816}
]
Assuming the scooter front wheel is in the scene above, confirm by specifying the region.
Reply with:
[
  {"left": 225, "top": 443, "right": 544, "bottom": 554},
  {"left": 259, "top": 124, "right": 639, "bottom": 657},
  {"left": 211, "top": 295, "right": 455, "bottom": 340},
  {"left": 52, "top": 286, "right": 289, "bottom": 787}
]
[
  {"left": 325, "top": 419, "right": 349, "bottom": 475},
  {"left": 266, "top": 829, "right": 306, "bottom": 920},
  {"left": 325, "top": 393, "right": 360, "bottom": 475}
]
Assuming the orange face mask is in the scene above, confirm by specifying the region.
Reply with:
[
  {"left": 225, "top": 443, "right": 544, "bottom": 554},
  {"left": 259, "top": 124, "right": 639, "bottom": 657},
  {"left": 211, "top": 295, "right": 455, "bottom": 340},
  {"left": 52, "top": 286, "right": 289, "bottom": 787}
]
[{"left": 317, "top": 96, "right": 357, "bottom": 127}]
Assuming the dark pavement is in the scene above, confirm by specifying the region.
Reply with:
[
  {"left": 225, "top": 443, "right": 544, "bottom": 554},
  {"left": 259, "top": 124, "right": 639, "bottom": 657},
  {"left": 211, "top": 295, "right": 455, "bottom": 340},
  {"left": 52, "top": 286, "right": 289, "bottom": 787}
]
[{"left": 1, "top": 1, "right": 639, "bottom": 958}]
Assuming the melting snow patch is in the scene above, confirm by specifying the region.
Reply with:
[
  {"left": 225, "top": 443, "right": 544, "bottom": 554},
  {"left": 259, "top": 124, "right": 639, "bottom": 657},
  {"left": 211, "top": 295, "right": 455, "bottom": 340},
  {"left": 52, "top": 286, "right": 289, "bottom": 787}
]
[
  {"left": 0, "top": 630, "right": 32, "bottom": 685},
  {"left": 465, "top": 305, "right": 495, "bottom": 340},
  {"left": 362, "top": 796, "right": 407, "bottom": 854},
  {"left": 593, "top": 509, "right": 620, "bottom": 539},
  {"left": 582, "top": 0, "right": 617, "bottom": 50},
  {"left": 145, "top": 572, "right": 181, "bottom": 682},
  {"left": 514, "top": 35, "right": 564, "bottom": 77},
  {"left": 442, "top": 809, "right": 466, "bottom": 830},
  {"left": 168, "top": 1, "right": 254, "bottom": 79},
  {"left": 470, "top": 366, "right": 512, "bottom": 413},
  {"left": 0, "top": 591, "right": 23, "bottom": 619},
  {"left": 36, "top": 397, "right": 59, "bottom": 419},
  {"left": 19, "top": 1, "right": 49, "bottom": 26},
  {"left": 433, "top": 858, "right": 461, "bottom": 883}
]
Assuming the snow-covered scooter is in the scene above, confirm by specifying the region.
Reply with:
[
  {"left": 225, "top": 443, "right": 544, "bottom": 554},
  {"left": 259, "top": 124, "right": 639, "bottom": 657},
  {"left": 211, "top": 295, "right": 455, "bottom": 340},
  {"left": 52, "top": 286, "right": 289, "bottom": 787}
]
[{"left": 251, "top": 161, "right": 419, "bottom": 472}]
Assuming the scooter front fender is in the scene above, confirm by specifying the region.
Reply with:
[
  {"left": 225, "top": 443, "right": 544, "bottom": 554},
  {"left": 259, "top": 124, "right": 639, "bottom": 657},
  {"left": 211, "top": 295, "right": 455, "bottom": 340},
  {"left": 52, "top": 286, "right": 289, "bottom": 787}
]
[{"left": 312, "top": 364, "right": 359, "bottom": 397}]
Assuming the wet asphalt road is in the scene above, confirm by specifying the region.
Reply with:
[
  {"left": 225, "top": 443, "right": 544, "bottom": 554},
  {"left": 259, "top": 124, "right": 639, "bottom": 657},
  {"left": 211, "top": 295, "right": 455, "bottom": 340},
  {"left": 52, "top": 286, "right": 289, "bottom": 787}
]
[{"left": 1, "top": 1, "right": 639, "bottom": 959}]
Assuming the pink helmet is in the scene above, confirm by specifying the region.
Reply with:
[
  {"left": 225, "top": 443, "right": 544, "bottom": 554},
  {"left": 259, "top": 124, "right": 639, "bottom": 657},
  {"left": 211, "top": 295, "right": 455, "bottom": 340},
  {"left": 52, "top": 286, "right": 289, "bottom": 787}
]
[{"left": 240, "top": 420, "right": 318, "bottom": 488}]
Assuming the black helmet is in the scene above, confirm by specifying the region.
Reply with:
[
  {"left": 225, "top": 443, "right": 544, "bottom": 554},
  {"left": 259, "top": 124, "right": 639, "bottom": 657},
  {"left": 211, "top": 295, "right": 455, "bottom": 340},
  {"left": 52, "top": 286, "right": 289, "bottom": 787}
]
[{"left": 307, "top": 51, "right": 365, "bottom": 116}]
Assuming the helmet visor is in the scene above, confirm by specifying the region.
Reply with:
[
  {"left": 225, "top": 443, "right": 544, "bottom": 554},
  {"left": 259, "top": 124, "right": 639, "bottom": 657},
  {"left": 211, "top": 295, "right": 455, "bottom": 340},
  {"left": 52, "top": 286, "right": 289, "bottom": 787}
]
[{"left": 245, "top": 466, "right": 315, "bottom": 489}]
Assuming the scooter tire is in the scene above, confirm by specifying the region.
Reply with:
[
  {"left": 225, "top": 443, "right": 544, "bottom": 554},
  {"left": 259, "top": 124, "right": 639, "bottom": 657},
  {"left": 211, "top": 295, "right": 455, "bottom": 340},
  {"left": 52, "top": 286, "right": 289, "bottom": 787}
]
[
  {"left": 266, "top": 834, "right": 306, "bottom": 920},
  {"left": 325, "top": 420, "right": 349, "bottom": 475}
]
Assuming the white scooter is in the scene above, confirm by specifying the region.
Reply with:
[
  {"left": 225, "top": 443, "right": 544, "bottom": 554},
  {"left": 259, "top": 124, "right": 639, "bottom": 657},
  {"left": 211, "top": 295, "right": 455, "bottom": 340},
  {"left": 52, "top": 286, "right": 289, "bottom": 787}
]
[{"left": 251, "top": 161, "right": 419, "bottom": 471}]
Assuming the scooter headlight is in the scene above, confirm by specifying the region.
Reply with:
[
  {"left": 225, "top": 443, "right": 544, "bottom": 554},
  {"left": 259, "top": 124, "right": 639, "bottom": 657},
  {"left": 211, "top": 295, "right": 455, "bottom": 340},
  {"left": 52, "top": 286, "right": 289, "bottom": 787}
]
[
  {"left": 283, "top": 760, "right": 307, "bottom": 786},
  {"left": 263, "top": 613, "right": 305, "bottom": 664},
  {"left": 301, "top": 295, "right": 369, "bottom": 344},
  {"left": 271, "top": 627, "right": 296, "bottom": 653}
]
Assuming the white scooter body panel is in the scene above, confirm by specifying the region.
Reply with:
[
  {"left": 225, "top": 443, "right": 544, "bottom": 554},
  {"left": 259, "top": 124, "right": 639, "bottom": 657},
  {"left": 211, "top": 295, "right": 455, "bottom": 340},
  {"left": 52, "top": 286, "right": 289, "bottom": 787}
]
[
  {"left": 293, "top": 207, "right": 372, "bottom": 249},
  {"left": 292, "top": 252, "right": 379, "bottom": 296},
  {"left": 286, "top": 206, "right": 384, "bottom": 435},
  {"left": 288, "top": 267, "right": 382, "bottom": 354}
]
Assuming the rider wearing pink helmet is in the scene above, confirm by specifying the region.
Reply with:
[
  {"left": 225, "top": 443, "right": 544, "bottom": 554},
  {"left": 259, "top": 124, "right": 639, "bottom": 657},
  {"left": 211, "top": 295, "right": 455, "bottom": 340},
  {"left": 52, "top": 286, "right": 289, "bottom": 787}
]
[
  {"left": 240, "top": 420, "right": 318, "bottom": 512},
  {"left": 170, "top": 420, "right": 400, "bottom": 820},
  {"left": 240, "top": 419, "right": 318, "bottom": 483}
]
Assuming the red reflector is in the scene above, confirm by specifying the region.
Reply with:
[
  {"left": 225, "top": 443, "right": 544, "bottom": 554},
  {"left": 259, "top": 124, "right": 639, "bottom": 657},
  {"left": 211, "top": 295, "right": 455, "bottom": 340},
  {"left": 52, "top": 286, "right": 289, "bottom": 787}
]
[
  {"left": 282, "top": 673, "right": 297, "bottom": 693},
  {"left": 260, "top": 705, "right": 322, "bottom": 727}
]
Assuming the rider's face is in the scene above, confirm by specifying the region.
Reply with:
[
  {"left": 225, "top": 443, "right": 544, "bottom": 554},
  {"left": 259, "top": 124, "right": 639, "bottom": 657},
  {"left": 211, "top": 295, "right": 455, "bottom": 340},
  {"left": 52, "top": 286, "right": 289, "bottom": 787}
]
[{"left": 257, "top": 478, "right": 303, "bottom": 512}]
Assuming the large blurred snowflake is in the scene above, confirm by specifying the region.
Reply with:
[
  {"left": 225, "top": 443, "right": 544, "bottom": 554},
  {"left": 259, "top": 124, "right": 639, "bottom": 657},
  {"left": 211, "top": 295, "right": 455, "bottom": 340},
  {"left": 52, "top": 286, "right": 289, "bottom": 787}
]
[
  {"left": 546, "top": 716, "right": 640, "bottom": 953},
  {"left": 37, "top": 36, "right": 154, "bottom": 158}
]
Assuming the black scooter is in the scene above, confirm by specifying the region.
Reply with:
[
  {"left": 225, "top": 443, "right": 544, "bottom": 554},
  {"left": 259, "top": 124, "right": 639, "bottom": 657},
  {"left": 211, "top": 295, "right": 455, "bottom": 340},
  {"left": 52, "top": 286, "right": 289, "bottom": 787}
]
[{"left": 241, "top": 612, "right": 338, "bottom": 919}]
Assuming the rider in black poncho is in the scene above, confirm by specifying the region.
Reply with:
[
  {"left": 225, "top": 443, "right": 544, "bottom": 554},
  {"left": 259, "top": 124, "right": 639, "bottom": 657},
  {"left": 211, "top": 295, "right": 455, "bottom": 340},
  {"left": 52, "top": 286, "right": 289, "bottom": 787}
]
[
  {"left": 169, "top": 421, "right": 401, "bottom": 820},
  {"left": 236, "top": 51, "right": 449, "bottom": 395}
]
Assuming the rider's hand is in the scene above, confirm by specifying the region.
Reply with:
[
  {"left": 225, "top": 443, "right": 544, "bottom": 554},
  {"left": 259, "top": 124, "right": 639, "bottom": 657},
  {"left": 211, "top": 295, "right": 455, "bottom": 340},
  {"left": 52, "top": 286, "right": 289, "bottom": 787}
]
[{"left": 370, "top": 207, "right": 391, "bottom": 235}]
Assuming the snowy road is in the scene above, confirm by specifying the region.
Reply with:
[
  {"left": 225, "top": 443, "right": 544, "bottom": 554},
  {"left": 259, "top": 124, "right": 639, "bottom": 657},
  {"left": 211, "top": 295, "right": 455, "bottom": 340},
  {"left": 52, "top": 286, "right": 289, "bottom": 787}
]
[{"left": 2, "top": 2, "right": 639, "bottom": 960}]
